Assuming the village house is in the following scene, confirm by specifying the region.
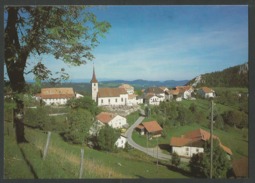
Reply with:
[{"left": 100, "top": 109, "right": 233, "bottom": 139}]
[
  {"left": 115, "top": 134, "right": 127, "bottom": 149},
  {"left": 119, "top": 84, "right": 134, "bottom": 95},
  {"left": 144, "top": 87, "right": 166, "bottom": 101},
  {"left": 167, "top": 85, "right": 194, "bottom": 101},
  {"left": 170, "top": 128, "right": 232, "bottom": 158},
  {"left": 127, "top": 94, "right": 143, "bottom": 106},
  {"left": 35, "top": 87, "right": 76, "bottom": 105},
  {"left": 136, "top": 121, "right": 163, "bottom": 138},
  {"left": 197, "top": 87, "right": 215, "bottom": 98},
  {"left": 95, "top": 112, "right": 127, "bottom": 129},
  {"left": 145, "top": 94, "right": 160, "bottom": 105},
  {"left": 231, "top": 157, "right": 248, "bottom": 178}
]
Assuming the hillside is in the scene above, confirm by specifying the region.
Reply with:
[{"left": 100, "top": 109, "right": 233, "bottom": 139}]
[{"left": 187, "top": 63, "right": 248, "bottom": 87}]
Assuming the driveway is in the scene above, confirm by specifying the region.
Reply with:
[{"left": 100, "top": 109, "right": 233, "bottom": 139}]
[{"left": 124, "top": 113, "right": 189, "bottom": 163}]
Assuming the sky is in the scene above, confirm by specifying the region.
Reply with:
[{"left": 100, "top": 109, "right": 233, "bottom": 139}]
[{"left": 9, "top": 5, "right": 248, "bottom": 82}]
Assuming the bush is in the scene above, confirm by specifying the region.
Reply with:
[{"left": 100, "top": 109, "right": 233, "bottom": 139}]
[{"left": 171, "top": 152, "right": 181, "bottom": 167}]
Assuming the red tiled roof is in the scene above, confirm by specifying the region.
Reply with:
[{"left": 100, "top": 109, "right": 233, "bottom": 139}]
[
  {"left": 170, "top": 137, "right": 192, "bottom": 147},
  {"left": 201, "top": 87, "right": 214, "bottom": 93},
  {"left": 168, "top": 89, "right": 179, "bottom": 95},
  {"left": 142, "top": 121, "right": 162, "bottom": 133},
  {"left": 98, "top": 88, "right": 127, "bottom": 98},
  {"left": 136, "top": 124, "right": 145, "bottom": 130},
  {"left": 96, "top": 112, "right": 116, "bottom": 124},
  {"left": 38, "top": 88, "right": 75, "bottom": 99},
  {"left": 170, "top": 128, "right": 232, "bottom": 155},
  {"left": 176, "top": 85, "right": 193, "bottom": 91},
  {"left": 232, "top": 157, "right": 248, "bottom": 177},
  {"left": 220, "top": 143, "right": 233, "bottom": 155},
  {"left": 184, "top": 128, "right": 218, "bottom": 141}
]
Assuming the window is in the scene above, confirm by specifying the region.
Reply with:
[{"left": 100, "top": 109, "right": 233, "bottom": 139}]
[
  {"left": 101, "top": 99, "right": 103, "bottom": 103},
  {"left": 116, "top": 99, "right": 118, "bottom": 103},
  {"left": 186, "top": 147, "right": 189, "bottom": 151},
  {"left": 196, "top": 148, "right": 199, "bottom": 152},
  {"left": 108, "top": 99, "right": 110, "bottom": 103},
  {"left": 121, "top": 98, "right": 123, "bottom": 102}
]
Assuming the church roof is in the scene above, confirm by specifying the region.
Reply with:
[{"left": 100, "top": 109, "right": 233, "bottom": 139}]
[
  {"left": 37, "top": 88, "right": 75, "bottom": 99},
  {"left": 90, "top": 66, "right": 98, "bottom": 83},
  {"left": 98, "top": 88, "right": 127, "bottom": 98}
]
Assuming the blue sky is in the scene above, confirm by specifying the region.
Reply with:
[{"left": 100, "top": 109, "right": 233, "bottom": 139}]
[{"left": 22, "top": 5, "right": 248, "bottom": 82}]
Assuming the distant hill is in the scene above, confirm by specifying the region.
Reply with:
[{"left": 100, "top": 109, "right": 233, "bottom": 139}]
[
  {"left": 34, "top": 79, "right": 188, "bottom": 94},
  {"left": 186, "top": 63, "right": 248, "bottom": 88},
  {"left": 100, "top": 79, "right": 189, "bottom": 89}
]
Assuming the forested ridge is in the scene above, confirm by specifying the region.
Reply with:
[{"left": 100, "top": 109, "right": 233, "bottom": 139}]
[{"left": 187, "top": 63, "right": 248, "bottom": 87}]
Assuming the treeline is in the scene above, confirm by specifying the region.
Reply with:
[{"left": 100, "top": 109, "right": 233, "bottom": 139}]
[{"left": 188, "top": 63, "right": 248, "bottom": 87}]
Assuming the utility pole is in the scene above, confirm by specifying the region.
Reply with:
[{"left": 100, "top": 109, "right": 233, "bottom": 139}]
[
  {"left": 210, "top": 100, "right": 214, "bottom": 179},
  {"left": 156, "top": 136, "right": 159, "bottom": 174}
]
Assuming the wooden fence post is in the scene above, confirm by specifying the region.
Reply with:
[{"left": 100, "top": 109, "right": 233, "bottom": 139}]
[
  {"left": 43, "top": 131, "right": 51, "bottom": 160},
  {"left": 79, "top": 149, "right": 84, "bottom": 179}
]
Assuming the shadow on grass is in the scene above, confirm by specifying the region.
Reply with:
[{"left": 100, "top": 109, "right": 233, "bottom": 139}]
[
  {"left": 135, "top": 175, "right": 146, "bottom": 178},
  {"left": 153, "top": 161, "right": 196, "bottom": 178},
  {"left": 158, "top": 144, "right": 171, "bottom": 153},
  {"left": 19, "top": 144, "right": 39, "bottom": 179}
]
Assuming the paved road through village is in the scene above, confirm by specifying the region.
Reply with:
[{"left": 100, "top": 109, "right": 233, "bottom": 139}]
[{"left": 124, "top": 112, "right": 189, "bottom": 163}]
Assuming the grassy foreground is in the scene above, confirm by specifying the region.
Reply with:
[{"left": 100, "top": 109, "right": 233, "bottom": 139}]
[{"left": 4, "top": 121, "right": 189, "bottom": 179}]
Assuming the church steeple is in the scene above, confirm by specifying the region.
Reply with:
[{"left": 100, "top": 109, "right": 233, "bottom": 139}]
[
  {"left": 91, "top": 63, "right": 98, "bottom": 83},
  {"left": 91, "top": 63, "right": 98, "bottom": 102}
]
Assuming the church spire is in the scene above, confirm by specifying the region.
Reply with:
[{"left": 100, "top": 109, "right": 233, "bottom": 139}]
[{"left": 91, "top": 63, "right": 98, "bottom": 83}]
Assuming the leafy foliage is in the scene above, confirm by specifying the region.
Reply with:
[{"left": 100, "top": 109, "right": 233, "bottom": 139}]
[
  {"left": 66, "top": 96, "right": 101, "bottom": 115},
  {"left": 222, "top": 110, "right": 248, "bottom": 128},
  {"left": 64, "top": 109, "right": 93, "bottom": 144},
  {"left": 189, "top": 140, "right": 230, "bottom": 178},
  {"left": 96, "top": 125, "right": 120, "bottom": 152},
  {"left": 171, "top": 152, "right": 181, "bottom": 167},
  {"left": 4, "top": 6, "right": 110, "bottom": 142}
]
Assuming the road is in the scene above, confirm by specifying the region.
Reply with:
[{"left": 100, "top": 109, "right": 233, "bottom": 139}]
[{"left": 124, "top": 113, "right": 189, "bottom": 163}]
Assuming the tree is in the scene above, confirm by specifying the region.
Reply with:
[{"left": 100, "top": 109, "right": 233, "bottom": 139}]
[
  {"left": 96, "top": 125, "right": 120, "bottom": 152},
  {"left": 66, "top": 96, "right": 101, "bottom": 116},
  {"left": 4, "top": 6, "right": 110, "bottom": 143},
  {"left": 189, "top": 140, "right": 230, "bottom": 178},
  {"left": 223, "top": 110, "right": 247, "bottom": 128},
  {"left": 64, "top": 109, "right": 93, "bottom": 144},
  {"left": 171, "top": 152, "right": 181, "bottom": 167}
]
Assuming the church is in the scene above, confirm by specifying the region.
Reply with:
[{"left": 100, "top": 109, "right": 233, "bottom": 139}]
[{"left": 90, "top": 66, "right": 129, "bottom": 106}]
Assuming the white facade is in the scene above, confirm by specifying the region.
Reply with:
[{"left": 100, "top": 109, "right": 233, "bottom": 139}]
[
  {"left": 115, "top": 135, "right": 127, "bottom": 148},
  {"left": 91, "top": 82, "right": 98, "bottom": 102},
  {"left": 97, "top": 114, "right": 127, "bottom": 129},
  {"left": 197, "top": 89, "right": 215, "bottom": 98},
  {"left": 176, "top": 97, "right": 182, "bottom": 102},
  {"left": 172, "top": 146, "right": 204, "bottom": 157},
  {"left": 42, "top": 98, "right": 69, "bottom": 105},
  {"left": 75, "top": 93, "right": 84, "bottom": 98},
  {"left": 148, "top": 96, "right": 160, "bottom": 105},
  {"left": 108, "top": 115, "right": 127, "bottom": 129},
  {"left": 98, "top": 94, "right": 128, "bottom": 106}
]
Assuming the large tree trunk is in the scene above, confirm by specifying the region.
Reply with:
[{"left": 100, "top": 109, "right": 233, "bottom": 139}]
[{"left": 5, "top": 7, "right": 28, "bottom": 143}]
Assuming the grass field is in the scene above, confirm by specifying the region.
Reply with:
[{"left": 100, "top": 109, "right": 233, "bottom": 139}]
[{"left": 4, "top": 121, "right": 189, "bottom": 179}]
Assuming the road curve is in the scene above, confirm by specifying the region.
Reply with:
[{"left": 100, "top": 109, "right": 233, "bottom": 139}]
[{"left": 124, "top": 114, "right": 189, "bottom": 163}]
